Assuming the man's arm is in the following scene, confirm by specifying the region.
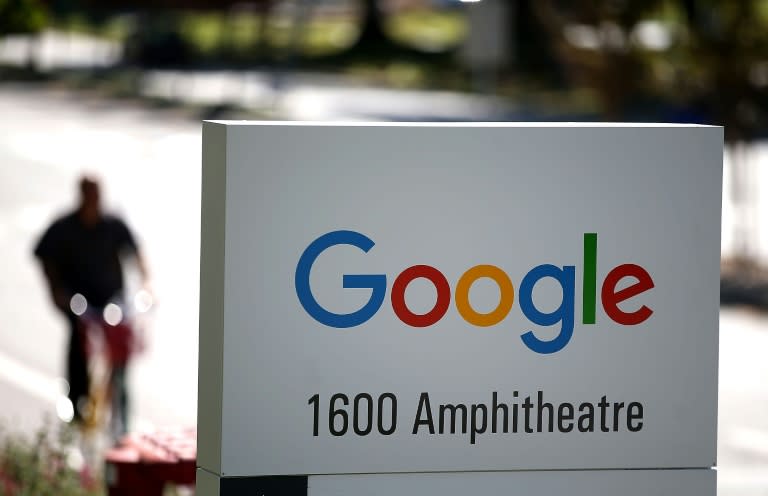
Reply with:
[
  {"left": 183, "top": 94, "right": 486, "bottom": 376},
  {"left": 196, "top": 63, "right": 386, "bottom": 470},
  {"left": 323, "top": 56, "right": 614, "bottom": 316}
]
[
  {"left": 115, "top": 217, "right": 151, "bottom": 289},
  {"left": 39, "top": 258, "right": 70, "bottom": 314},
  {"left": 135, "top": 249, "right": 150, "bottom": 286}
]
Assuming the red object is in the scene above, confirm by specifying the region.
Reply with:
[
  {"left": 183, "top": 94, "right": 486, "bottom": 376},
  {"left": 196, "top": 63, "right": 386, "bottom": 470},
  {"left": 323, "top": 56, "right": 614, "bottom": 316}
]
[
  {"left": 391, "top": 265, "right": 451, "bottom": 327},
  {"left": 105, "top": 428, "right": 196, "bottom": 496},
  {"left": 0, "top": 472, "right": 19, "bottom": 494},
  {"left": 601, "top": 263, "right": 655, "bottom": 325},
  {"left": 103, "top": 322, "right": 136, "bottom": 366},
  {"left": 79, "top": 317, "right": 141, "bottom": 367}
]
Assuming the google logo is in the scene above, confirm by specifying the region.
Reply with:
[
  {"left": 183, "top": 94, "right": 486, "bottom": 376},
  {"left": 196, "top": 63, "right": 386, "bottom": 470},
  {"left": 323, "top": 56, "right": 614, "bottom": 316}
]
[{"left": 295, "top": 231, "right": 654, "bottom": 354}]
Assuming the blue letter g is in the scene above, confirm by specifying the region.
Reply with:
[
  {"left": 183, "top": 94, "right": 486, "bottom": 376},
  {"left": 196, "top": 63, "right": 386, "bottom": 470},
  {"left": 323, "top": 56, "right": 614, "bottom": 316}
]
[{"left": 295, "top": 230, "right": 386, "bottom": 328}]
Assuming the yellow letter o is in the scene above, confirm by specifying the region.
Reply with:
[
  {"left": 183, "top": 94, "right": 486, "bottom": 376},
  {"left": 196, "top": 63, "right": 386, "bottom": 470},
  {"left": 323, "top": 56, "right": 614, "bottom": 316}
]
[{"left": 455, "top": 265, "right": 514, "bottom": 327}]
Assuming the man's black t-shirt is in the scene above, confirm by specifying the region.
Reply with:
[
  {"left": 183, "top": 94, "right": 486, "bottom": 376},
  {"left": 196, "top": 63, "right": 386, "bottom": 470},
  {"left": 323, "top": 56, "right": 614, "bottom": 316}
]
[{"left": 34, "top": 212, "right": 137, "bottom": 308}]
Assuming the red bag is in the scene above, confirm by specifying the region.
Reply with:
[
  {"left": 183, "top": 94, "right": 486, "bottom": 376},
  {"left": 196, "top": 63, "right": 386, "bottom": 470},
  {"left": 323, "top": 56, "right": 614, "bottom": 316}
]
[{"left": 103, "top": 322, "right": 136, "bottom": 366}]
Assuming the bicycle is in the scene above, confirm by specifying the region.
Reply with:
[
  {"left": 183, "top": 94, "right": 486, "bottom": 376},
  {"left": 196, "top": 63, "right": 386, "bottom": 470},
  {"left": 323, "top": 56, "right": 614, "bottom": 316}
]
[{"left": 71, "top": 290, "right": 153, "bottom": 443}]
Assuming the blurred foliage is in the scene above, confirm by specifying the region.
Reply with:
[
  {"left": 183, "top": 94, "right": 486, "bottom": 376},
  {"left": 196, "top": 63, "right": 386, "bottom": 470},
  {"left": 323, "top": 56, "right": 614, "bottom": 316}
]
[
  {"left": 532, "top": 0, "right": 669, "bottom": 118},
  {"left": 386, "top": 8, "right": 465, "bottom": 53},
  {"left": 1, "top": 0, "right": 766, "bottom": 133},
  {"left": 0, "top": 0, "right": 46, "bottom": 34},
  {"left": 673, "top": 0, "right": 768, "bottom": 141},
  {"left": 160, "top": 4, "right": 464, "bottom": 61},
  {"left": 52, "top": 14, "right": 131, "bottom": 41},
  {"left": 531, "top": 0, "right": 768, "bottom": 138},
  {"left": 0, "top": 423, "right": 101, "bottom": 496}
]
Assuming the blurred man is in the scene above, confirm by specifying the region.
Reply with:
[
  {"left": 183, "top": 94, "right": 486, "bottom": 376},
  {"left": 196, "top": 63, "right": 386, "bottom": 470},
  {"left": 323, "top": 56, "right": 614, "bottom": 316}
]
[{"left": 33, "top": 175, "right": 148, "bottom": 428}]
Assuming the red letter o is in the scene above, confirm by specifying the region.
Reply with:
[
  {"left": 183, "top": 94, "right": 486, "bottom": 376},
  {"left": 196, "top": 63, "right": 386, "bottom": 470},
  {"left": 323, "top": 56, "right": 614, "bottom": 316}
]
[{"left": 391, "top": 265, "right": 451, "bottom": 327}]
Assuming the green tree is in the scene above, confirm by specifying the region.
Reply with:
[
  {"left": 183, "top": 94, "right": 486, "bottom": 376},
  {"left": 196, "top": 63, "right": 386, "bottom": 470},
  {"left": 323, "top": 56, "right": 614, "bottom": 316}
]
[
  {"left": 532, "top": 0, "right": 666, "bottom": 118},
  {"left": 0, "top": 0, "right": 46, "bottom": 35}
]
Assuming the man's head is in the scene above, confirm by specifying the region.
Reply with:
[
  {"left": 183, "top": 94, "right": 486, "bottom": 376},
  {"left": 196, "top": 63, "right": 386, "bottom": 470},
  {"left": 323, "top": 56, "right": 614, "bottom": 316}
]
[{"left": 78, "top": 175, "right": 102, "bottom": 226}]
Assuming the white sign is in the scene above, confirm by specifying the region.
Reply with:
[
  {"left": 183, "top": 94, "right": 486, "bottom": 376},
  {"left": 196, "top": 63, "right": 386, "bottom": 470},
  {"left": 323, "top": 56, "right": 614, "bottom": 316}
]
[{"left": 198, "top": 123, "right": 721, "bottom": 484}]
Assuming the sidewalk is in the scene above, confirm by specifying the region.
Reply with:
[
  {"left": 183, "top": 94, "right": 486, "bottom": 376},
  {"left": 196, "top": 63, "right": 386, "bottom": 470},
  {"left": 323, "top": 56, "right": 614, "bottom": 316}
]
[
  {"left": 0, "top": 374, "right": 60, "bottom": 437},
  {"left": 719, "top": 309, "right": 768, "bottom": 494},
  {"left": 140, "top": 69, "right": 512, "bottom": 121}
]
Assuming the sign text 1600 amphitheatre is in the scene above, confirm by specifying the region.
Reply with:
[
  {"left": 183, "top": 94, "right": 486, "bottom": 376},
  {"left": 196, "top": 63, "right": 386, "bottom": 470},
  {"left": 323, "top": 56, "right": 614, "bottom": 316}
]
[{"left": 308, "top": 391, "right": 644, "bottom": 445}]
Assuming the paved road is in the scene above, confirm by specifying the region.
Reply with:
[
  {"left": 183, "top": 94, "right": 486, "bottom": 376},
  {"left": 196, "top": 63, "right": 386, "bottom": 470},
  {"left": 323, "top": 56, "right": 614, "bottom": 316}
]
[{"left": 0, "top": 86, "right": 767, "bottom": 494}]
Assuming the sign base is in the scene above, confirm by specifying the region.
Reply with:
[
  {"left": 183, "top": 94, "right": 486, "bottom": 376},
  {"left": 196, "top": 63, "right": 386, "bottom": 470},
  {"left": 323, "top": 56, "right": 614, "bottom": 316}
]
[{"left": 196, "top": 468, "right": 714, "bottom": 496}]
